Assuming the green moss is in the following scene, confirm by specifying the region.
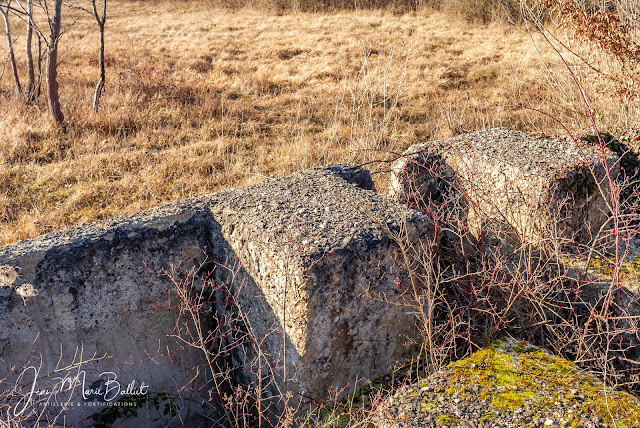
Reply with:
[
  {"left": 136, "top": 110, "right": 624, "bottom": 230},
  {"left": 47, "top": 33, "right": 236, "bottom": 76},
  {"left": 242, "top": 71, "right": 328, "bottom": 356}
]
[
  {"left": 589, "top": 256, "right": 640, "bottom": 282},
  {"left": 436, "top": 414, "right": 460, "bottom": 425},
  {"left": 480, "top": 411, "right": 495, "bottom": 422},
  {"left": 561, "top": 252, "right": 640, "bottom": 295},
  {"left": 492, "top": 390, "right": 525, "bottom": 411},
  {"left": 442, "top": 339, "right": 640, "bottom": 427},
  {"left": 315, "top": 339, "right": 640, "bottom": 427},
  {"left": 512, "top": 342, "right": 538, "bottom": 354}
]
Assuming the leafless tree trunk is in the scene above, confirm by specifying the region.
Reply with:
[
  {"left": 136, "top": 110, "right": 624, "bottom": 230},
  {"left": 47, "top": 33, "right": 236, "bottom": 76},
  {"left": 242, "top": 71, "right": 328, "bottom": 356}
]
[
  {"left": 91, "top": 0, "right": 106, "bottom": 112},
  {"left": 0, "top": 0, "right": 22, "bottom": 95},
  {"left": 24, "top": 0, "right": 35, "bottom": 101},
  {"left": 47, "top": 0, "right": 64, "bottom": 124},
  {"left": 36, "top": 34, "right": 42, "bottom": 97}
]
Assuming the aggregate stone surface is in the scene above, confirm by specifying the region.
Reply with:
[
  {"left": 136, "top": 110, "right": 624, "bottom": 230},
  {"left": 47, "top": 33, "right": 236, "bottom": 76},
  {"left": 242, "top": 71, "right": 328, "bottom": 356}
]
[
  {"left": 407, "top": 128, "right": 612, "bottom": 176},
  {"left": 378, "top": 339, "right": 639, "bottom": 428}
]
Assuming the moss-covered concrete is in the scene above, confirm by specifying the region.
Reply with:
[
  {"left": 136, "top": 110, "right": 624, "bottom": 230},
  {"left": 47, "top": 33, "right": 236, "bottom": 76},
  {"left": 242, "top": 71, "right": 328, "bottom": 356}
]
[
  {"left": 412, "top": 338, "right": 640, "bottom": 427},
  {"left": 314, "top": 338, "right": 640, "bottom": 427}
]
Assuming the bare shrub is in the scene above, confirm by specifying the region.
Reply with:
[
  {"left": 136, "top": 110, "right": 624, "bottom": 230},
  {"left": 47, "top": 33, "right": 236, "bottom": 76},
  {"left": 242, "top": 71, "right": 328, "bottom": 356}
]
[
  {"left": 160, "top": 255, "right": 300, "bottom": 427},
  {"left": 388, "top": 134, "right": 640, "bottom": 403},
  {"left": 534, "top": 0, "right": 640, "bottom": 100},
  {"left": 0, "top": 348, "right": 109, "bottom": 427}
]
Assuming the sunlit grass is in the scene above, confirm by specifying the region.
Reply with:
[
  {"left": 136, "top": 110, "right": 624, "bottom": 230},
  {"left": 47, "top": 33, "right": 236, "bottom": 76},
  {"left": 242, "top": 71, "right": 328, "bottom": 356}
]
[{"left": 0, "top": 0, "right": 631, "bottom": 244}]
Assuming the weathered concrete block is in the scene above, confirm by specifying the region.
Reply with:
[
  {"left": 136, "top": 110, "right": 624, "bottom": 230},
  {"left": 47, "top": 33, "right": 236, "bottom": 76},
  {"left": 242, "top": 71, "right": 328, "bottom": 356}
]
[
  {"left": 0, "top": 204, "right": 214, "bottom": 426},
  {"left": 0, "top": 165, "right": 435, "bottom": 425},
  {"left": 391, "top": 129, "right": 619, "bottom": 247},
  {"left": 205, "top": 165, "right": 434, "bottom": 408}
]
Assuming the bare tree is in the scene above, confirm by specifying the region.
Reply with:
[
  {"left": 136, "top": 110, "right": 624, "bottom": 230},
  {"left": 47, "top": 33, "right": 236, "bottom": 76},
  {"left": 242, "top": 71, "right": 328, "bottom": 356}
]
[
  {"left": 91, "top": 0, "right": 106, "bottom": 111},
  {"left": 47, "top": 0, "right": 64, "bottom": 123},
  {"left": 24, "top": 0, "right": 35, "bottom": 101},
  {"left": 0, "top": 0, "right": 22, "bottom": 95},
  {"left": 65, "top": 0, "right": 107, "bottom": 111}
]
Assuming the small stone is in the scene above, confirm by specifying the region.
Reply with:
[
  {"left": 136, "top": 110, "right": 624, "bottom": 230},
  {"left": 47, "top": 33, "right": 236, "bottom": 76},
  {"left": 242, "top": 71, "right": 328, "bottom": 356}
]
[
  {"left": 0, "top": 265, "right": 18, "bottom": 287},
  {"left": 545, "top": 419, "right": 556, "bottom": 426},
  {"left": 15, "top": 283, "right": 38, "bottom": 304}
]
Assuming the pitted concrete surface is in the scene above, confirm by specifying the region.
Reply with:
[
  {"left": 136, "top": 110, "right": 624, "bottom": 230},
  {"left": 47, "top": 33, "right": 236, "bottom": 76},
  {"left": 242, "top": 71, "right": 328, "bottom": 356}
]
[
  {"left": 203, "top": 165, "right": 434, "bottom": 407},
  {"left": 391, "top": 129, "right": 619, "bottom": 247}
]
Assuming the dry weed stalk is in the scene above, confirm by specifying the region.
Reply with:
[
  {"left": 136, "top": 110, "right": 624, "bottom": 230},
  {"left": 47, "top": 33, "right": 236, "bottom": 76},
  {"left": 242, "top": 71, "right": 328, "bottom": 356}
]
[
  {"left": 1, "top": 1, "right": 640, "bottom": 425},
  {"left": 0, "top": 2, "right": 583, "bottom": 245},
  {"left": 0, "top": 345, "right": 108, "bottom": 427},
  {"left": 162, "top": 253, "right": 303, "bottom": 427},
  {"left": 341, "top": 44, "right": 409, "bottom": 168},
  {"left": 379, "top": 0, "right": 640, "bottom": 411}
]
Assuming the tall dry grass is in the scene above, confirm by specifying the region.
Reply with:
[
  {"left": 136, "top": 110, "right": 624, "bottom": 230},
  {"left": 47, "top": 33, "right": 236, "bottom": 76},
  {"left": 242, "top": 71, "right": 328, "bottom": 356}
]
[{"left": 0, "top": 0, "right": 636, "bottom": 244}]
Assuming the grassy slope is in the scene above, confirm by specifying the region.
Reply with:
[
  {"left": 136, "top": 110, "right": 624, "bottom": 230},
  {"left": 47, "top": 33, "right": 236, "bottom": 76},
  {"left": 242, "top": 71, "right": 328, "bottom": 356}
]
[{"left": 0, "top": 0, "right": 609, "bottom": 244}]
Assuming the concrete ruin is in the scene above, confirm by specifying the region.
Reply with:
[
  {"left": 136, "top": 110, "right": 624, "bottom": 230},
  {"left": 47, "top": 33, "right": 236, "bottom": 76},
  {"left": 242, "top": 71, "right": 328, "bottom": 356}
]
[
  {"left": 390, "top": 129, "right": 619, "bottom": 249},
  {"left": 0, "top": 165, "right": 435, "bottom": 426},
  {"left": 0, "top": 129, "right": 623, "bottom": 426}
]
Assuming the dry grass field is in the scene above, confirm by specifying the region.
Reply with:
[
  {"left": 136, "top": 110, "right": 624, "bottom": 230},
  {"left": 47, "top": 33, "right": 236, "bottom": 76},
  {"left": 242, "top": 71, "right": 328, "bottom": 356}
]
[{"left": 0, "top": 0, "right": 635, "bottom": 244}]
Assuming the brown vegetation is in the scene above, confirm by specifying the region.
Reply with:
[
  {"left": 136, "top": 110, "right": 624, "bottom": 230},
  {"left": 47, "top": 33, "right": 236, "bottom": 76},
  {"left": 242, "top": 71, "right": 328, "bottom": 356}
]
[{"left": 0, "top": 0, "right": 637, "bottom": 245}]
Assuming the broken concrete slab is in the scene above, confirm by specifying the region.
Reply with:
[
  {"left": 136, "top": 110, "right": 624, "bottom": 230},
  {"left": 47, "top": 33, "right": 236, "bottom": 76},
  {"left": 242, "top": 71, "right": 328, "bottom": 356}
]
[
  {"left": 390, "top": 129, "right": 619, "bottom": 248},
  {"left": 0, "top": 165, "right": 435, "bottom": 425}
]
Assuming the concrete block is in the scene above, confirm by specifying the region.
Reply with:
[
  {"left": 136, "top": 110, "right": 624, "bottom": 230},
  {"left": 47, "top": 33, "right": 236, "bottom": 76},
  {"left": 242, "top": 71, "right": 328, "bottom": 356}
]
[{"left": 391, "top": 129, "right": 619, "bottom": 248}]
